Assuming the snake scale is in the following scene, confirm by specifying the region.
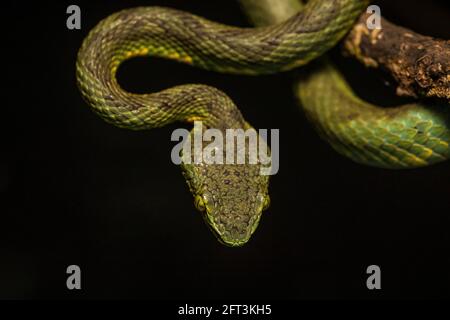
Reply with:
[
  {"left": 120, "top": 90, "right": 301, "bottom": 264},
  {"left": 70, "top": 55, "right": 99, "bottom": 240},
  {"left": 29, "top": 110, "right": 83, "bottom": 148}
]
[
  {"left": 76, "top": 0, "right": 450, "bottom": 246},
  {"left": 241, "top": 0, "right": 450, "bottom": 169}
]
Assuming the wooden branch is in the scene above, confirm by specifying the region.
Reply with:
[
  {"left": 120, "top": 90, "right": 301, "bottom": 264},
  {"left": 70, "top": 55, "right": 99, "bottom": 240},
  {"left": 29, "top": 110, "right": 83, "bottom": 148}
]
[{"left": 343, "top": 13, "right": 450, "bottom": 101}]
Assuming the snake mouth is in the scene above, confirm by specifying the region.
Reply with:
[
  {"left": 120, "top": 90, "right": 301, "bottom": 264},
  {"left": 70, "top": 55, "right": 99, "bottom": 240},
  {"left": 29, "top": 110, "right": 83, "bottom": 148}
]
[
  {"left": 212, "top": 231, "right": 250, "bottom": 248},
  {"left": 222, "top": 239, "right": 249, "bottom": 247},
  {"left": 201, "top": 212, "right": 252, "bottom": 247}
]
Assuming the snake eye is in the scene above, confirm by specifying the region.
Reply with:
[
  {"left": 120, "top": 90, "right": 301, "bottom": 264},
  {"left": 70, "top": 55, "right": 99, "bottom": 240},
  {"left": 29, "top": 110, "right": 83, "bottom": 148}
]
[
  {"left": 194, "top": 195, "right": 206, "bottom": 212},
  {"left": 262, "top": 195, "right": 271, "bottom": 211}
]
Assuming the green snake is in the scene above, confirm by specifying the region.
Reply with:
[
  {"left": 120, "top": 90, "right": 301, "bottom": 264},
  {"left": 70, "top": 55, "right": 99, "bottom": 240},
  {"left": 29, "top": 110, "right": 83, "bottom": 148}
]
[
  {"left": 241, "top": 0, "right": 450, "bottom": 169},
  {"left": 76, "top": 0, "right": 450, "bottom": 246}
]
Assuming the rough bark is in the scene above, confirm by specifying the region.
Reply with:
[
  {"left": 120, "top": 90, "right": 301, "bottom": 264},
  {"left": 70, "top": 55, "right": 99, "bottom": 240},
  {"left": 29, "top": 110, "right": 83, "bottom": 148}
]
[{"left": 343, "top": 13, "right": 450, "bottom": 101}]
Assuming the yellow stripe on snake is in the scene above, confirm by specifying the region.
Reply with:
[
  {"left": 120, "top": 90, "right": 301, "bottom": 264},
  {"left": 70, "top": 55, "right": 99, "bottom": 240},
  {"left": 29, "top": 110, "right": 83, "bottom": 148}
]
[{"left": 76, "top": 0, "right": 450, "bottom": 246}]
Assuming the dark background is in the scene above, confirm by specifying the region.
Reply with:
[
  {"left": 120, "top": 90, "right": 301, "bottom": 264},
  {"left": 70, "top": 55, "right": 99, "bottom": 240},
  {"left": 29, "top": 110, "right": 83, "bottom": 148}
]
[{"left": 1, "top": 0, "right": 449, "bottom": 300}]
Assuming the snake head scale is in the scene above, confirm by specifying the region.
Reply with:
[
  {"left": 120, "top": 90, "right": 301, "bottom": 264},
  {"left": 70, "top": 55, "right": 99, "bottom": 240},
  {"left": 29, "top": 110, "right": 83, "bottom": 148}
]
[{"left": 182, "top": 160, "right": 271, "bottom": 247}]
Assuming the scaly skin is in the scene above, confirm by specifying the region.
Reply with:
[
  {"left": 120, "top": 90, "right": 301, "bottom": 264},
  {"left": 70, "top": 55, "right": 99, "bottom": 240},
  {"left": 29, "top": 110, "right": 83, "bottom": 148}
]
[
  {"left": 298, "top": 61, "right": 450, "bottom": 168},
  {"left": 76, "top": 0, "right": 367, "bottom": 246},
  {"left": 182, "top": 132, "right": 271, "bottom": 246},
  {"left": 240, "top": 0, "right": 450, "bottom": 169}
]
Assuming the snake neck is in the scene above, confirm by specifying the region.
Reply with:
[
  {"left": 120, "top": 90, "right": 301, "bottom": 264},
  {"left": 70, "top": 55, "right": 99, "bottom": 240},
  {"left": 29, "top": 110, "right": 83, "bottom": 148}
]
[{"left": 76, "top": 9, "right": 247, "bottom": 131}]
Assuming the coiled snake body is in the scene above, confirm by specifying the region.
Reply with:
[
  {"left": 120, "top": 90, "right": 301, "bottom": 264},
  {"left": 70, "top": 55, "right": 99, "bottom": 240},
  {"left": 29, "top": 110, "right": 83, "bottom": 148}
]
[{"left": 77, "top": 0, "right": 449, "bottom": 246}]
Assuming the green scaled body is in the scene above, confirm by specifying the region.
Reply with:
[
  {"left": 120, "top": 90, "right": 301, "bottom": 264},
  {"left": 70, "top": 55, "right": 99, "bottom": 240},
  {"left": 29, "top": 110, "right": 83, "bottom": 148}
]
[
  {"left": 297, "top": 61, "right": 450, "bottom": 168},
  {"left": 240, "top": 0, "right": 450, "bottom": 169}
]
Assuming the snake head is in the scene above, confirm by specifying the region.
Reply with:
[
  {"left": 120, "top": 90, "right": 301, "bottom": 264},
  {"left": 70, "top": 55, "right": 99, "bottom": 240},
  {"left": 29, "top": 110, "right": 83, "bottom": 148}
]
[{"left": 182, "top": 162, "right": 270, "bottom": 247}]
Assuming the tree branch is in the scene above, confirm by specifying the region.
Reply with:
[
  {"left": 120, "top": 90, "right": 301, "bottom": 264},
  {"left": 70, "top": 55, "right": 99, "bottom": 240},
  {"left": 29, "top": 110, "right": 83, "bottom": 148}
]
[{"left": 343, "top": 13, "right": 450, "bottom": 101}]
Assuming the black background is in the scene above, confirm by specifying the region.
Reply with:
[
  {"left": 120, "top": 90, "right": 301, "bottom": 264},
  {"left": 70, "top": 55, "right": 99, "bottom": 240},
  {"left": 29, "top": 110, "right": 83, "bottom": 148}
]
[{"left": 1, "top": 0, "right": 449, "bottom": 300}]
